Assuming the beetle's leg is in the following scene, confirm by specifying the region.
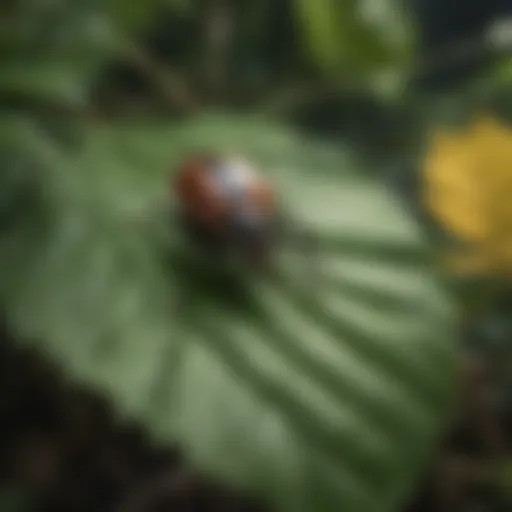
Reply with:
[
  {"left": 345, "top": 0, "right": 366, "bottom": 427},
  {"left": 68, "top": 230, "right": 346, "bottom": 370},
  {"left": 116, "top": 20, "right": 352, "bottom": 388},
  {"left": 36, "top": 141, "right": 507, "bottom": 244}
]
[
  {"left": 174, "top": 286, "right": 192, "bottom": 316},
  {"left": 279, "top": 215, "right": 322, "bottom": 292}
]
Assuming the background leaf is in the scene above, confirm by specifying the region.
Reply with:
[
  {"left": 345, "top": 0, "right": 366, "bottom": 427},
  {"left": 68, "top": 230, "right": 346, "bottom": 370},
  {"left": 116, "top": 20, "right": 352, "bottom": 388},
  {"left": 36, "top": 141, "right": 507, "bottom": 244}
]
[
  {"left": 293, "top": 0, "right": 412, "bottom": 80},
  {"left": 0, "top": 2, "right": 117, "bottom": 105}
]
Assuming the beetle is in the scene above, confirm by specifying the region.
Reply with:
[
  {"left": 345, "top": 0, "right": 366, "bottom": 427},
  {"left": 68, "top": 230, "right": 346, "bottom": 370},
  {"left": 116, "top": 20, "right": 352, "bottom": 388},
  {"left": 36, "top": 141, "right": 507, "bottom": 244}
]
[{"left": 173, "top": 152, "right": 280, "bottom": 266}]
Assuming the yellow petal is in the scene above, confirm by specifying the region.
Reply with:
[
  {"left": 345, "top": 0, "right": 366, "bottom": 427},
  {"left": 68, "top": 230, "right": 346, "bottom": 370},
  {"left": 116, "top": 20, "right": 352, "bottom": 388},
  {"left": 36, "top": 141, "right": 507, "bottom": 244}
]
[{"left": 423, "top": 131, "right": 488, "bottom": 241}]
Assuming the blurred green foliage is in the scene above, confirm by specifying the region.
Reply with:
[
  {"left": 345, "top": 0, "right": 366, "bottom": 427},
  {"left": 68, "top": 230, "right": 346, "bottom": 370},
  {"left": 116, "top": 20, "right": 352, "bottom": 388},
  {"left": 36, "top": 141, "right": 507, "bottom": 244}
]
[{"left": 1, "top": 1, "right": 511, "bottom": 512}]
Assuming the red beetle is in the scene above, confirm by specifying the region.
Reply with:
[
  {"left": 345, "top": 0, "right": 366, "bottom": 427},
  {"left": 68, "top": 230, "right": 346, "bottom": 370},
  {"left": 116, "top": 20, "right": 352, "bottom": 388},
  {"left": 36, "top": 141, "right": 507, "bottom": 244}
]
[{"left": 173, "top": 153, "right": 279, "bottom": 264}]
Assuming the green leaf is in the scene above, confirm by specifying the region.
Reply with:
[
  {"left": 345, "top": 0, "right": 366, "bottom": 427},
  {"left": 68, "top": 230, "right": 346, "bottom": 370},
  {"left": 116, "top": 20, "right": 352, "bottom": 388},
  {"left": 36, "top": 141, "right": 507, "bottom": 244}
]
[
  {"left": 293, "top": 0, "right": 412, "bottom": 81},
  {"left": 294, "top": 0, "right": 344, "bottom": 71},
  {"left": 0, "top": 59, "right": 94, "bottom": 105},
  {"left": 1, "top": 114, "right": 457, "bottom": 512},
  {"left": 0, "top": 4, "right": 117, "bottom": 105},
  {"left": 105, "top": 0, "right": 168, "bottom": 33}
]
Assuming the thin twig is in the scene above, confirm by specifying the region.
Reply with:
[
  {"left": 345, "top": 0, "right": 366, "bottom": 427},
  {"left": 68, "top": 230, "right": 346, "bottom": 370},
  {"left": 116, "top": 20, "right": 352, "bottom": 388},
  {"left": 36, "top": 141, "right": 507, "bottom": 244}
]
[{"left": 119, "top": 39, "right": 199, "bottom": 115}]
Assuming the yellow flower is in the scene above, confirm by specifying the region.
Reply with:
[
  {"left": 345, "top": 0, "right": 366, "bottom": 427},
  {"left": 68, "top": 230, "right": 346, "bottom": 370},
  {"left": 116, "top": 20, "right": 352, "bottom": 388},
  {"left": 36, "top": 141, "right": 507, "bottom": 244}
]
[{"left": 423, "top": 114, "right": 512, "bottom": 276}]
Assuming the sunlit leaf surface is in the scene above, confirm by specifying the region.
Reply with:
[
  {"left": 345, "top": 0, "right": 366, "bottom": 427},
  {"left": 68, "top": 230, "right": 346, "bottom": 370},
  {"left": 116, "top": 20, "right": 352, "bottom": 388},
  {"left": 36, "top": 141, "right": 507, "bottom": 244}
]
[{"left": 0, "top": 114, "right": 457, "bottom": 512}]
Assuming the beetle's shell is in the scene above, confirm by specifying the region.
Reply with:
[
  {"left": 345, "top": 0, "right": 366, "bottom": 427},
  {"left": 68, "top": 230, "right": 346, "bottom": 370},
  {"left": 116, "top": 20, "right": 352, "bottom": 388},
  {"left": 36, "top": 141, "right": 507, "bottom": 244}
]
[
  {"left": 174, "top": 155, "right": 276, "bottom": 231},
  {"left": 173, "top": 154, "right": 278, "bottom": 266},
  {"left": 174, "top": 154, "right": 226, "bottom": 227}
]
